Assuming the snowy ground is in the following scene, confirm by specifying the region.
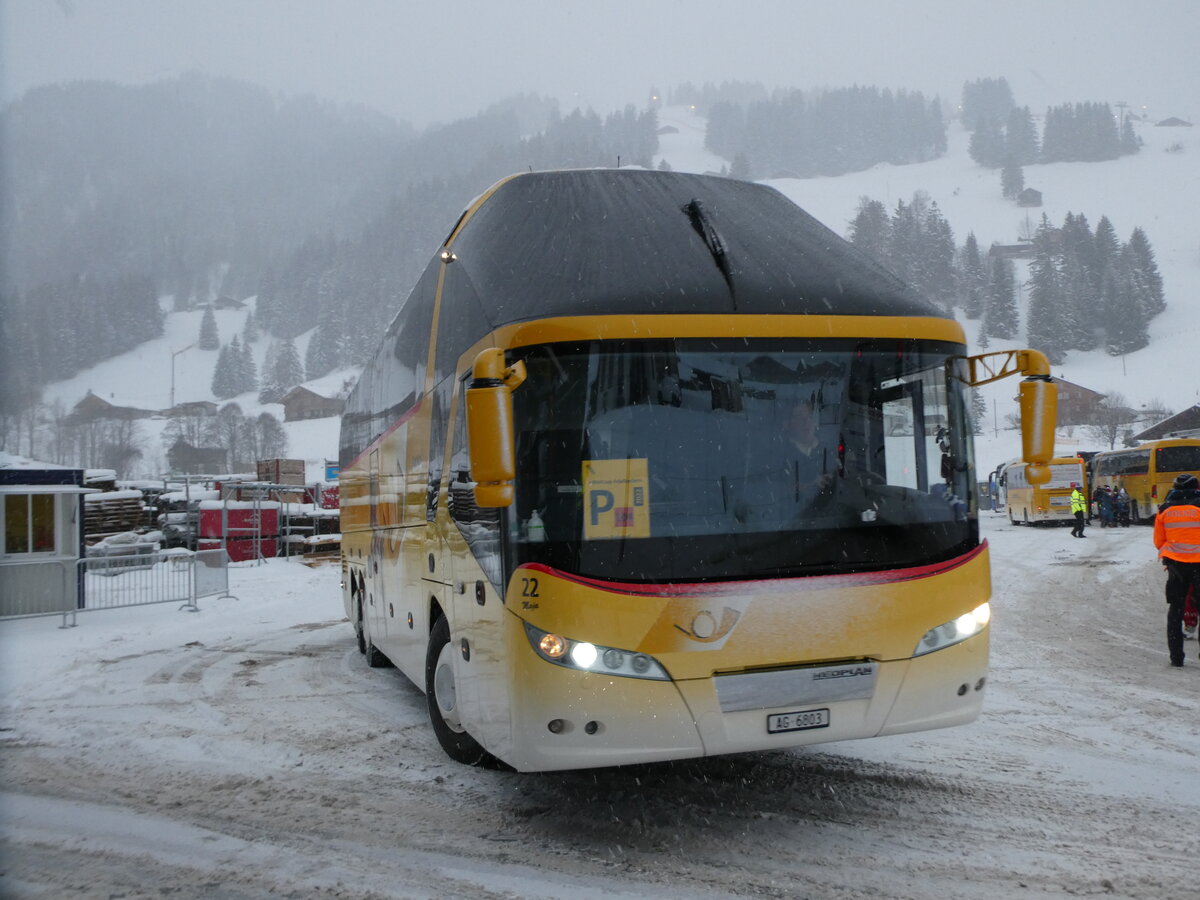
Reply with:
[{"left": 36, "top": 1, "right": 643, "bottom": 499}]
[{"left": 2, "top": 513, "right": 1196, "bottom": 899}]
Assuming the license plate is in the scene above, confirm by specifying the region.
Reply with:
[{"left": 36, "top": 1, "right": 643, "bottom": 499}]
[{"left": 767, "top": 708, "right": 830, "bottom": 734}]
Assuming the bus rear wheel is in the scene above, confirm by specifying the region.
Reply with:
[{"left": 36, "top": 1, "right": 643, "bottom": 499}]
[
  {"left": 425, "top": 615, "right": 496, "bottom": 767},
  {"left": 355, "top": 598, "right": 366, "bottom": 655}
]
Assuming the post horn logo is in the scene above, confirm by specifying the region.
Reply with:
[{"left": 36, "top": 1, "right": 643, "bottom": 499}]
[{"left": 674, "top": 607, "right": 741, "bottom": 643}]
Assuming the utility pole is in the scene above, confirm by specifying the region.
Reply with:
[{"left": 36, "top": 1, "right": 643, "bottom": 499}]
[
  {"left": 993, "top": 398, "right": 998, "bottom": 437},
  {"left": 170, "top": 343, "right": 196, "bottom": 411}
]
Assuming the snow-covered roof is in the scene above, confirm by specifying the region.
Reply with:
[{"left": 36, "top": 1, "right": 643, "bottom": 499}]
[{"left": 0, "top": 452, "right": 73, "bottom": 471}]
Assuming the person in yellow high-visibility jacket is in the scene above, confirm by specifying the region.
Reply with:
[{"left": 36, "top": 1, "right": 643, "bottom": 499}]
[
  {"left": 1069, "top": 483, "right": 1088, "bottom": 538},
  {"left": 1154, "top": 473, "right": 1200, "bottom": 667}
]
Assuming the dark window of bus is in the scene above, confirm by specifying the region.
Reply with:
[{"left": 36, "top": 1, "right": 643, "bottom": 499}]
[
  {"left": 506, "top": 338, "right": 976, "bottom": 584},
  {"left": 1157, "top": 445, "right": 1200, "bottom": 474}
]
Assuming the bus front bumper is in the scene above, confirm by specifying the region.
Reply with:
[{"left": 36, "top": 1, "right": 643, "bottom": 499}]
[{"left": 503, "top": 630, "right": 987, "bottom": 772}]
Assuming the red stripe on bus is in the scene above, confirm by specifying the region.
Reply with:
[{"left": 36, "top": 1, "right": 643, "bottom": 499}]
[{"left": 516, "top": 542, "right": 987, "bottom": 598}]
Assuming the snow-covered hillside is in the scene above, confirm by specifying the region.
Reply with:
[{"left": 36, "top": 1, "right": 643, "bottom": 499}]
[{"left": 40, "top": 105, "right": 1199, "bottom": 483}]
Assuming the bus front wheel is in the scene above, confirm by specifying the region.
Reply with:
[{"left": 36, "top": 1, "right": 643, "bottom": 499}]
[{"left": 425, "top": 615, "right": 495, "bottom": 767}]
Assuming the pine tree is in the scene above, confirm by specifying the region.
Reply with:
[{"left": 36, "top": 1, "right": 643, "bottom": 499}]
[
  {"left": 237, "top": 337, "right": 258, "bottom": 394},
  {"left": 970, "top": 388, "right": 987, "bottom": 435},
  {"left": 1005, "top": 106, "right": 1040, "bottom": 165},
  {"left": 984, "top": 256, "right": 1018, "bottom": 340},
  {"left": 1093, "top": 215, "right": 1121, "bottom": 298},
  {"left": 1125, "top": 227, "right": 1165, "bottom": 316},
  {"left": 847, "top": 197, "right": 891, "bottom": 265},
  {"left": 210, "top": 344, "right": 237, "bottom": 400},
  {"left": 968, "top": 117, "right": 1006, "bottom": 167},
  {"left": 258, "top": 341, "right": 281, "bottom": 404},
  {"left": 921, "top": 202, "right": 957, "bottom": 309},
  {"left": 198, "top": 305, "right": 219, "bottom": 350},
  {"left": 1120, "top": 116, "right": 1140, "bottom": 155},
  {"left": 242, "top": 309, "right": 259, "bottom": 344},
  {"left": 1103, "top": 257, "right": 1149, "bottom": 355},
  {"left": 976, "top": 321, "right": 989, "bottom": 350},
  {"left": 272, "top": 338, "right": 304, "bottom": 399},
  {"left": 728, "top": 152, "right": 754, "bottom": 181},
  {"left": 960, "top": 77, "right": 1014, "bottom": 132},
  {"left": 1000, "top": 159, "right": 1025, "bottom": 199},
  {"left": 1025, "top": 217, "right": 1068, "bottom": 363},
  {"left": 959, "top": 233, "right": 987, "bottom": 319},
  {"left": 1060, "top": 251, "right": 1098, "bottom": 352},
  {"left": 887, "top": 198, "right": 922, "bottom": 285}
]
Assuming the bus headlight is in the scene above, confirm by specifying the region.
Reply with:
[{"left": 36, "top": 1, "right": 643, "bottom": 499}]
[
  {"left": 914, "top": 602, "right": 991, "bottom": 657},
  {"left": 524, "top": 622, "right": 670, "bottom": 680}
]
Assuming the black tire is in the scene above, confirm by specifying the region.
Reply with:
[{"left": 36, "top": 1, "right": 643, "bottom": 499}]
[
  {"left": 425, "top": 615, "right": 494, "bottom": 767},
  {"left": 364, "top": 602, "right": 391, "bottom": 669},
  {"left": 355, "top": 597, "right": 366, "bottom": 655}
]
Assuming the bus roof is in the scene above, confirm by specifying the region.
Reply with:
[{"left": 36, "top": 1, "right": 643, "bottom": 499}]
[{"left": 438, "top": 168, "right": 942, "bottom": 326}]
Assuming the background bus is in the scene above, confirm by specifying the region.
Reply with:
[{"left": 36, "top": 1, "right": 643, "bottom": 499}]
[
  {"left": 1002, "top": 456, "right": 1087, "bottom": 526},
  {"left": 339, "top": 168, "right": 1058, "bottom": 772},
  {"left": 1090, "top": 438, "right": 1200, "bottom": 522}
]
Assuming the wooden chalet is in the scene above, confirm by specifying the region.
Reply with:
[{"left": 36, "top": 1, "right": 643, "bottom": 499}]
[
  {"left": 164, "top": 400, "right": 218, "bottom": 418},
  {"left": 280, "top": 386, "right": 345, "bottom": 422},
  {"left": 68, "top": 391, "right": 156, "bottom": 422},
  {"left": 988, "top": 242, "right": 1035, "bottom": 260},
  {"left": 1133, "top": 404, "right": 1200, "bottom": 441},
  {"left": 167, "top": 438, "right": 229, "bottom": 475},
  {"left": 1050, "top": 377, "right": 1107, "bottom": 426}
]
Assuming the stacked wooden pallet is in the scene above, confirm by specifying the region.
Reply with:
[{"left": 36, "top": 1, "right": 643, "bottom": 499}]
[{"left": 84, "top": 489, "right": 147, "bottom": 539}]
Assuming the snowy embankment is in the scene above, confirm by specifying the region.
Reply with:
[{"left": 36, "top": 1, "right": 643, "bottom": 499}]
[{"left": 1, "top": 514, "right": 1196, "bottom": 898}]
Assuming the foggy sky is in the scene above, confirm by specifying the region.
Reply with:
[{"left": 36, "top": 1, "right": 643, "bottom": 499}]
[{"left": 2, "top": 0, "right": 1197, "bottom": 127}]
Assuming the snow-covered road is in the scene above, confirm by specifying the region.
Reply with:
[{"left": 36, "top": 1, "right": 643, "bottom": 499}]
[{"left": 2, "top": 513, "right": 1196, "bottom": 899}]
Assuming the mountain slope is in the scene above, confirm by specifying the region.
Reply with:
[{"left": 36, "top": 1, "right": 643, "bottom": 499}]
[{"left": 39, "top": 106, "right": 1199, "bottom": 480}]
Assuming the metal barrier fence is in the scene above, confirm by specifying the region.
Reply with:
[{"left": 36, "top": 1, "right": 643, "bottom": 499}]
[{"left": 0, "top": 549, "right": 235, "bottom": 627}]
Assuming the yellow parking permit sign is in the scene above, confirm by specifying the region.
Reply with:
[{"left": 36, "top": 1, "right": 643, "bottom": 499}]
[{"left": 583, "top": 458, "right": 650, "bottom": 540}]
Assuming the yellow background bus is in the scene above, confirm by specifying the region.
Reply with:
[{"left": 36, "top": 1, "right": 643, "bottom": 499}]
[
  {"left": 1090, "top": 438, "right": 1200, "bottom": 522},
  {"left": 339, "top": 168, "right": 1056, "bottom": 772},
  {"left": 1002, "top": 456, "right": 1087, "bottom": 526}
]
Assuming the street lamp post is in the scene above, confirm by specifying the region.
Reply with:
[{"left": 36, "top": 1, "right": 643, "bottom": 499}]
[{"left": 170, "top": 343, "right": 196, "bottom": 411}]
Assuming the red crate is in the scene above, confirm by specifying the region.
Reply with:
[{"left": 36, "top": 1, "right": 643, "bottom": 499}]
[
  {"left": 199, "top": 505, "right": 279, "bottom": 538},
  {"left": 199, "top": 537, "right": 276, "bottom": 562}
]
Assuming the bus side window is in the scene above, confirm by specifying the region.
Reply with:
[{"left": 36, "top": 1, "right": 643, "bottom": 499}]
[
  {"left": 448, "top": 375, "right": 502, "bottom": 585},
  {"left": 427, "top": 380, "right": 450, "bottom": 522}
]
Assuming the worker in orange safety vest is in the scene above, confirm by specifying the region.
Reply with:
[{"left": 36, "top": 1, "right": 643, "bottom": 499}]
[{"left": 1154, "top": 472, "right": 1200, "bottom": 667}]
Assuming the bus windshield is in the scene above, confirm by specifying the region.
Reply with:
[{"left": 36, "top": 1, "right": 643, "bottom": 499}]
[{"left": 506, "top": 337, "right": 976, "bottom": 583}]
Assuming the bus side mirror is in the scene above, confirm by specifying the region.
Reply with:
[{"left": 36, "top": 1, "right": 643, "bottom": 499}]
[
  {"left": 466, "top": 348, "right": 527, "bottom": 508},
  {"left": 1019, "top": 377, "right": 1057, "bottom": 485}
]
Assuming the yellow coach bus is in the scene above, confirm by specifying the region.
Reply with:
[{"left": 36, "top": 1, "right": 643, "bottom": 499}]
[
  {"left": 1003, "top": 456, "right": 1087, "bottom": 526},
  {"left": 1090, "top": 438, "right": 1200, "bottom": 522},
  {"left": 339, "top": 168, "right": 1057, "bottom": 772}
]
